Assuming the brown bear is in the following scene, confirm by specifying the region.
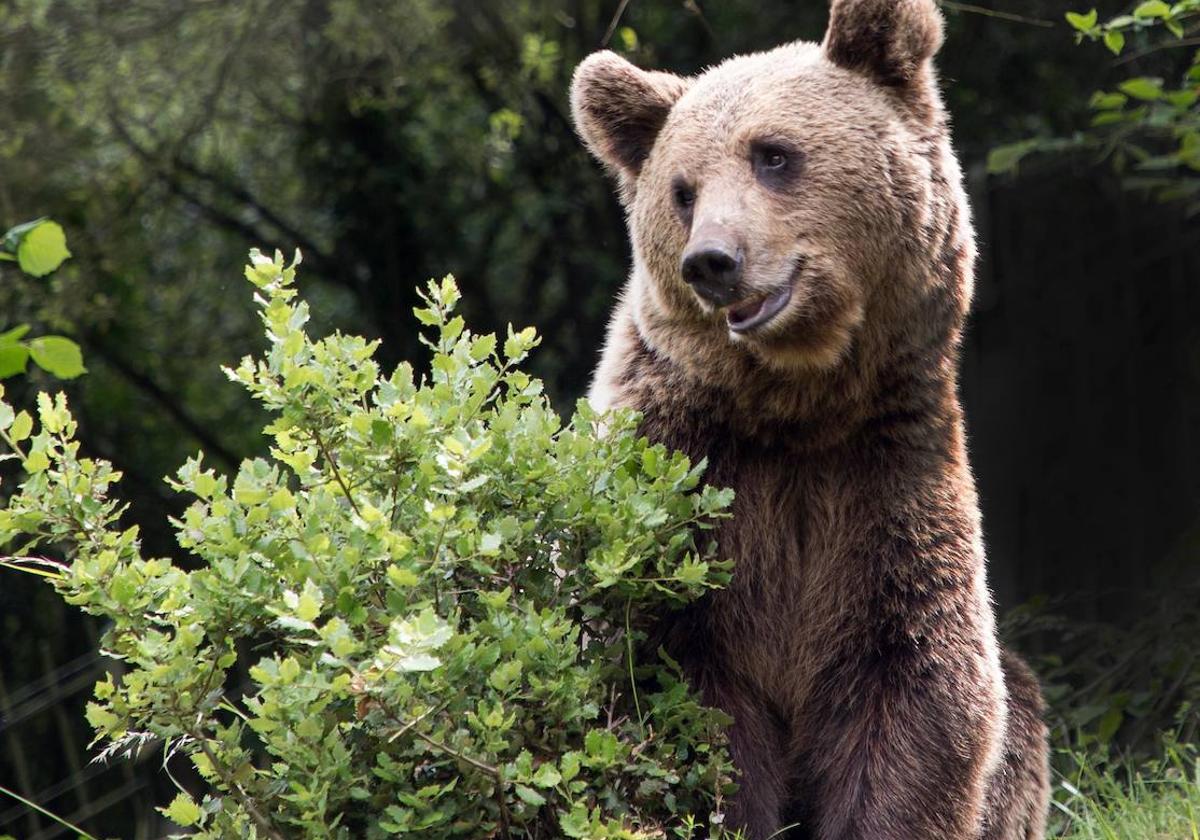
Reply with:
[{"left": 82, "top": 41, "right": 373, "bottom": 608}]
[{"left": 569, "top": 1, "right": 1050, "bottom": 838}]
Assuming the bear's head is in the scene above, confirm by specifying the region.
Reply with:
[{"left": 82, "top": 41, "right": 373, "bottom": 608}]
[{"left": 572, "top": 0, "right": 973, "bottom": 380}]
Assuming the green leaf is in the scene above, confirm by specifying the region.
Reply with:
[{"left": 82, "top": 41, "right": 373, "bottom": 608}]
[
  {"left": 618, "top": 26, "right": 638, "bottom": 52},
  {"left": 0, "top": 344, "right": 30, "bottom": 379},
  {"left": 532, "top": 764, "right": 562, "bottom": 788},
  {"left": 675, "top": 558, "right": 710, "bottom": 586},
  {"left": 1089, "top": 91, "right": 1128, "bottom": 110},
  {"left": 84, "top": 701, "right": 119, "bottom": 732},
  {"left": 192, "top": 471, "right": 218, "bottom": 497},
  {"left": 412, "top": 306, "right": 440, "bottom": 326},
  {"left": 370, "top": 418, "right": 392, "bottom": 446},
  {"left": 1103, "top": 29, "right": 1125, "bottom": 55},
  {"left": 513, "top": 785, "right": 545, "bottom": 807},
  {"left": 0, "top": 325, "right": 31, "bottom": 345},
  {"left": 1133, "top": 0, "right": 1171, "bottom": 17},
  {"left": 296, "top": 580, "right": 324, "bottom": 622},
  {"left": 28, "top": 336, "right": 85, "bottom": 379},
  {"left": 559, "top": 752, "right": 581, "bottom": 783},
  {"left": 559, "top": 804, "right": 592, "bottom": 838},
  {"left": 24, "top": 448, "right": 49, "bottom": 473},
  {"left": 1118, "top": 77, "right": 1164, "bottom": 101},
  {"left": 164, "top": 792, "right": 203, "bottom": 827},
  {"left": 279, "top": 657, "right": 301, "bottom": 682},
  {"left": 986, "top": 139, "right": 1040, "bottom": 175},
  {"left": 1166, "top": 89, "right": 1199, "bottom": 109},
  {"left": 1065, "top": 9, "right": 1098, "bottom": 31},
  {"left": 503, "top": 326, "right": 538, "bottom": 361},
  {"left": 469, "top": 333, "right": 497, "bottom": 361},
  {"left": 110, "top": 570, "right": 139, "bottom": 606},
  {"left": 584, "top": 729, "right": 620, "bottom": 765},
  {"left": 436, "top": 275, "right": 461, "bottom": 309},
  {"left": 15, "top": 221, "right": 71, "bottom": 277},
  {"left": 10, "top": 411, "right": 33, "bottom": 443},
  {"left": 479, "top": 531, "right": 503, "bottom": 556},
  {"left": 488, "top": 659, "right": 523, "bottom": 692},
  {"left": 387, "top": 565, "right": 419, "bottom": 588}
]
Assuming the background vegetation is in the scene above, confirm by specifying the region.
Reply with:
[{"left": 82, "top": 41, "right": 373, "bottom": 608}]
[{"left": 0, "top": 0, "right": 1198, "bottom": 837}]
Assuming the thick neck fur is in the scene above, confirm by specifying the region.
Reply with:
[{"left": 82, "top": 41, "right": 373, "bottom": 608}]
[{"left": 597, "top": 257, "right": 969, "bottom": 459}]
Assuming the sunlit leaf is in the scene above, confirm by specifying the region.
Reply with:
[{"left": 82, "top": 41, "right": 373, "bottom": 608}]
[
  {"left": 1133, "top": 0, "right": 1171, "bottom": 18},
  {"left": 1066, "top": 9, "right": 1099, "bottom": 31},
  {"left": 28, "top": 336, "right": 85, "bottom": 379},
  {"left": 15, "top": 220, "right": 71, "bottom": 277},
  {"left": 0, "top": 345, "right": 29, "bottom": 379},
  {"left": 1118, "top": 77, "right": 1164, "bottom": 101},
  {"left": 164, "top": 792, "right": 203, "bottom": 827}
]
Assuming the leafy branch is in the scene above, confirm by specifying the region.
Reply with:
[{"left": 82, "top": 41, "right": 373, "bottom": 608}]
[
  {"left": 0, "top": 219, "right": 85, "bottom": 380},
  {"left": 990, "top": 3, "right": 1200, "bottom": 213}
]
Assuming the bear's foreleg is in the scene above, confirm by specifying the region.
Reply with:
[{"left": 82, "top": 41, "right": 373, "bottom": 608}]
[{"left": 801, "top": 664, "right": 1002, "bottom": 840}]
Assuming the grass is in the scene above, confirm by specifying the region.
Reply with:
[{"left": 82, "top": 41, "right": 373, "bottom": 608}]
[{"left": 1053, "top": 742, "right": 1200, "bottom": 840}]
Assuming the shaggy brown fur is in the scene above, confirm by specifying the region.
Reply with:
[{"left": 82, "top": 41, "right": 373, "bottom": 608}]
[{"left": 570, "top": 1, "right": 1050, "bottom": 838}]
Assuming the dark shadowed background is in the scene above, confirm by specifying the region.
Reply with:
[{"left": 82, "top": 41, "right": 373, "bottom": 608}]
[{"left": 1, "top": 1, "right": 1197, "bottom": 836}]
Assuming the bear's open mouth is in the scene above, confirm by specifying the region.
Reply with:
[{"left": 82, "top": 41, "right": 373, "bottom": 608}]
[{"left": 725, "top": 285, "right": 793, "bottom": 333}]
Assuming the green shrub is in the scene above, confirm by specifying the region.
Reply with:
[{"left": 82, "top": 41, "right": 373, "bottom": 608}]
[{"left": 0, "top": 250, "right": 738, "bottom": 839}]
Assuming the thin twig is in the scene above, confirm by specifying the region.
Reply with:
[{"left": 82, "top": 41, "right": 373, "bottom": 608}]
[
  {"left": 1115, "top": 35, "right": 1200, "bottom": 65},
  {"left": 410, "top": 728, "right": 500, "bottom": 776},
  {"left": 382, "top": 706, "right": 499, "bottom": 776},
  {"left": 193, "top": 735, "right": 286, "bottom": 840},
  {"left": 311, "top": 428, "right": 362, "bottom": 518},
  {"left": 682, "top": 0, "right": 717, "bottom": 42},
  {"left": 386, "top": 701, "right": 445, "bottom": 742},
  {"left": 601, "top": 0, "right": 633, "bottom": 47},
  {"left": 937, "top": 0, "right": 1055, "bottom": 28}
]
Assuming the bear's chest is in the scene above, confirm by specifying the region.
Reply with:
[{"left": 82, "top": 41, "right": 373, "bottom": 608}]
[{"left": 643, "top": 410, "right": 878, "bottom": 693}]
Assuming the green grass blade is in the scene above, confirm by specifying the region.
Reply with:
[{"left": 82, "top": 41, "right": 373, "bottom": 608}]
[{"left": 0, "top": 782, "right": 99, "bottom": 840}]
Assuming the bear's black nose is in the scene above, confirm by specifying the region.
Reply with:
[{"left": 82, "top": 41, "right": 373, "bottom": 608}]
[{"left": 681, "top": 244, "right": 743, "bottom": 307}]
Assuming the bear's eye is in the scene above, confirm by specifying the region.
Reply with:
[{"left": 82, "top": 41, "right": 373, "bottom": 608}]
[
  {"left": 671, "top": 177, "right": 696, "bottom": 225},
  {"left": 763, "top": 150, "right": 787, "bottom": 169},
  {"left": 672, "top": 182, "right": 696, "bottom": 209},
  {"left": 751, "top": 141, "right": 802, "bottom": 189}
]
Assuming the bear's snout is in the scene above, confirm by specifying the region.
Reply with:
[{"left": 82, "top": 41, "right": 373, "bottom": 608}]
[{"left": 681, "top": 235, "right": 744, "bottom": 307}]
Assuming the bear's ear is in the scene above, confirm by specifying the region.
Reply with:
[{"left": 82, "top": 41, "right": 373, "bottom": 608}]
[
  {"left": 571, "top": 51, "right": 689, "bottom": 180},
  {"left": 822, "top": 0, "right": 944, "bottom": 87}
]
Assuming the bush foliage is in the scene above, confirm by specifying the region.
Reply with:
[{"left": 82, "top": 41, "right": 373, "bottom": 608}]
[{"left": 0, "top": 251, "right": 739, "bottom": 839}]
